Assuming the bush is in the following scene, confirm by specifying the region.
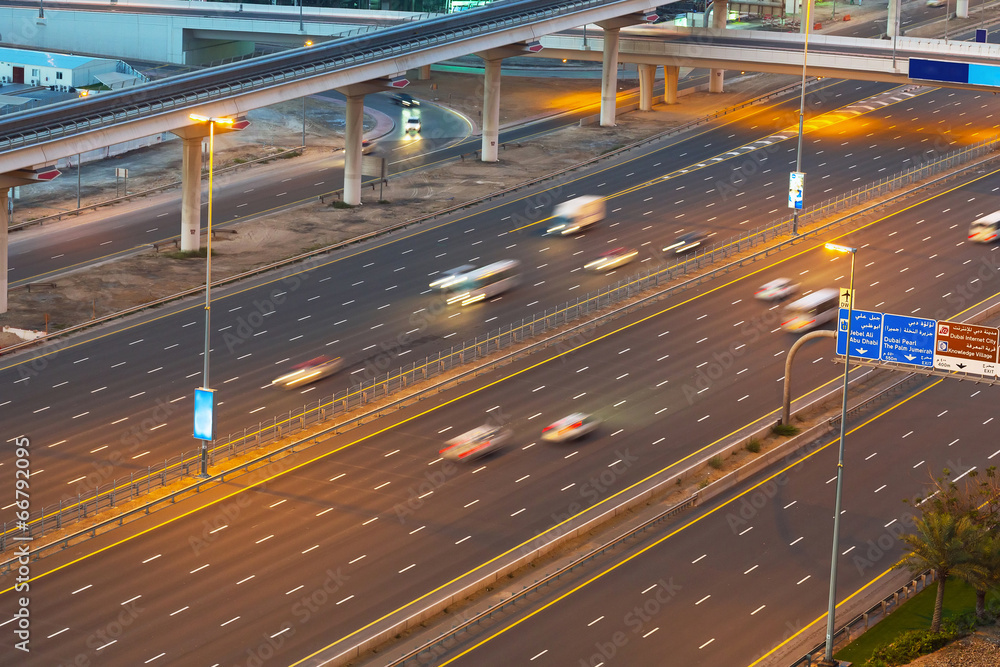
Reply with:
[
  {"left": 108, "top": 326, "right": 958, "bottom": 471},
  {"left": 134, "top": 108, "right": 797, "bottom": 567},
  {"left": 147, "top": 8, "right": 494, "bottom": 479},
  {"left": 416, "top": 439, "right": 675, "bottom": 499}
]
[
  {"left": 707, "top": 455, "right": 724, "bottom": 470},
  {"left": 772, "top": 423, "right": 800, "bottom": 436},
  {"left": 330, "top": 200, "right": 354, "bottom": 209},
  {"left": 745, "top": 439, "right": 761, "bottom": 453},
  {"left": 864, "top": 629, "right": 956, "bottom": 667}
]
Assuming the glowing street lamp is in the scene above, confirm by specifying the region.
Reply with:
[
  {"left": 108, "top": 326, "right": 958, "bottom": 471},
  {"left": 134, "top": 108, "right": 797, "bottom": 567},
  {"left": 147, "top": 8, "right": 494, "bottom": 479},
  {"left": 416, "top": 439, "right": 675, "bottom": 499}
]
[
  {"left": 188, "top": 113, "right": 234, "bottom": 477},
  {"left": 820, "top": 241, "right": 858, "bottom": 666}
]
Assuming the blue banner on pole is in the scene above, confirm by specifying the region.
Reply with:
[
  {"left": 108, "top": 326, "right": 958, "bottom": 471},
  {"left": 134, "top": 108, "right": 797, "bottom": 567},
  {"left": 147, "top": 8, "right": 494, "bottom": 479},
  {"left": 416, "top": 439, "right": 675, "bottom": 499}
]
[{"left": 194, "top": 387, "right": 215, "bottom": 441}]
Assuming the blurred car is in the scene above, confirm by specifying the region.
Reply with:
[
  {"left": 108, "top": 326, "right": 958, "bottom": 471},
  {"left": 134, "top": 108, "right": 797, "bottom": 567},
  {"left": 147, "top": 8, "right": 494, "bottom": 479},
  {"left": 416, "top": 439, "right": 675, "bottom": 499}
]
[
  {"left": 429, "top": 264, "right": 477, "bottom": 291},
  {"left": 391, "top": 92, "right": 420, "bottom": 107},
  {"left": 439, "top": 424, "right": 513, "bottom": 461},
  {"left": 584, "top": 247, "right": 638, "bottom": 272},
  {"left": 272, "top": 356, "right": 343, "bottom": 389},
  {"left": 405, "top": 117, "right": 421, "bottom": 133},
  {"left": 541, "top": 413, "right": 601, "bottom": 443},
  {"left": 361, "top": 139, "right": 376, "bottom": 155},
  {"left": 755, "top": 278, "right": 798, "bottom": 301},
  {"left": 926, "top": 0, "right": 945, "bottom": 6},
  {"left": 663, "top": 231, "right": 709, "bottom": 254}
]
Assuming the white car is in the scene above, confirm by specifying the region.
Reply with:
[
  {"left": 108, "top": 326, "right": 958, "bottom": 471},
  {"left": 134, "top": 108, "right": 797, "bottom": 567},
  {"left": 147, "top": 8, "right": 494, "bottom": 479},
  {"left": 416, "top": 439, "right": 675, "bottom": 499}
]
[
  {"left": 439, "top": 424, "right": 512, "bottom": 461},
  {"left": 755, "top": 278, "right": 798, "bottom": 301},
  {"left": 926, "top": 0, "right": 945, "bottom": 6},
  {"left": 405, "top": 117, "right": 421, "bottom": 133},
  {"left": 272, "top": 356, "right": 343, "bottom": 389},
  {"left": 541, "top": 413, "right": 601, "bottom": 443},
  {"left": 429, "top": 264, "right": 477, "bottom": 291},
  {"left": 584, "top": 247, "right": 638, "bottom": 272}
]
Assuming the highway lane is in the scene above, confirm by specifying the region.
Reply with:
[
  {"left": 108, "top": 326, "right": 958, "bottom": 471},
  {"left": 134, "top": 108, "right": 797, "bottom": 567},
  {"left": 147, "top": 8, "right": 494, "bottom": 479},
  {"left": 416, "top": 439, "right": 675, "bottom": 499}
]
[
  {"left": 5, "top": 173, "right": 1000, "bottom": 663},
  {"left": 1, "top": 79, "right": 995, "bottom": 514},
  {"left": 431, "top": 377, "right": 1000, "bottom": 667}
]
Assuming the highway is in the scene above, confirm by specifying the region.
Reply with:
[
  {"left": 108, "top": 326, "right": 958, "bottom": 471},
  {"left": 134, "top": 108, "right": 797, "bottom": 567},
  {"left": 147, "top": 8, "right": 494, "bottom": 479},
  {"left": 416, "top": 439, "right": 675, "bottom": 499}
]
[
  {"left": 8, "top": 69, "right": 706, "bottom": 285},
  {"left": 3, "top": 160, "right": 1000, "bottom": 662},
  {"left": 2, "top": 78, "right": 983, "bottom": 515},
  {"left": 429, "top": 377, "right": 1000, "bottom": 667}
]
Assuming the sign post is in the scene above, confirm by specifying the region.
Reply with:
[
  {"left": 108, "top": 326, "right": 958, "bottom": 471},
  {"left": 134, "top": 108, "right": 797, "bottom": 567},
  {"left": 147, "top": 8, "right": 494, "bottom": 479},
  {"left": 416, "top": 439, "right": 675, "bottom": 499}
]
[{"left": 933, "top": 321, "right": 999, "bottom": 376}]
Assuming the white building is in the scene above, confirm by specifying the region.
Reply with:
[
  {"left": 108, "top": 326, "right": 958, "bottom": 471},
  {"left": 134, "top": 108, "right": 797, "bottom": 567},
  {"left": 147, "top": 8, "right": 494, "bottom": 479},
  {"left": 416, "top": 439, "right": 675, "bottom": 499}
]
[{"left": 0, "top": 46, "right": 132, "bottom": 90}]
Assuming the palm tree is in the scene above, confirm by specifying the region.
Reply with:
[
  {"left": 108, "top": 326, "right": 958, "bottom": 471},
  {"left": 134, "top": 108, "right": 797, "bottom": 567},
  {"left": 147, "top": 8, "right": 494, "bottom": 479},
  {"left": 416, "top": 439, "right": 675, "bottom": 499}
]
[
  {"left": 962, "top": 531, "right": 1000, "bottom": 622},
  {"left": 894, "top": 512, "right": 985, "bottom": 632}
]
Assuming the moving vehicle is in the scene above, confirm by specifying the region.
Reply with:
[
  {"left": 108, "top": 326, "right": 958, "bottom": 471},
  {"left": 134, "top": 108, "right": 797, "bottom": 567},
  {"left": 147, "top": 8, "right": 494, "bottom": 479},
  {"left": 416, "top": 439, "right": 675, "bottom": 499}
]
[
  {"left": 926, "top": 0, "right": 945, "bottom": 7},
  {"left": 391, "top": 92, "right": 420, "bottom": 107},
  {"left": 446, "top": 259, "right": 521, "bottom": 306},
  {"left": 546, "top": 195, "right": 606, "bottom": 235},
  {"left": 780, "top": 288, "right": 839, "bottom": 333},
  {"left": 272, "top": 356, "right": 343, "bottom": 389},
  {"left": 439, "top": 424, "right": 512, "bottom": 461},
  {"left": 755, "top": 278, "right": 798, "bottom": 301},
  {"left": 405, "top": 117, "right": 421, "bottom": 133},
  {"left": 429, "top": 264, "right": 477, "bottom": 291},
  {"left": 542, "top": 413, "right": 601, "bottom": 443},
  {"left": 663, "top": 231, "right": 709, "bottom": 254},
  {"left": 361, "top": 139, "right": 376, "bottom": 155},
  {"left": 969, "top": 211, "right": 1000, "bottom": 243},
  {"left": 584, "top": 247, "right": 638, "bottom": 272}
]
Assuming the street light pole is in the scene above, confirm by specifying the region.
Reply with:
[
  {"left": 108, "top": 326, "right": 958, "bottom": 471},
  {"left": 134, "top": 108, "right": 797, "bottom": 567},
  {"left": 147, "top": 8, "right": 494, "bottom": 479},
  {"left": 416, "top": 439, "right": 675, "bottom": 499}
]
[
  {"left": 299, "top": 0, "right": 304, "bottom": 32},
  {"left": 821, "top": 242, "right": 858, "bottom": 666},
  {"left": 792, "top": 0, "right": 813, "bottom": 235},
  {"left": 189, "top": 113, "right": 233, "bottom": 477}
]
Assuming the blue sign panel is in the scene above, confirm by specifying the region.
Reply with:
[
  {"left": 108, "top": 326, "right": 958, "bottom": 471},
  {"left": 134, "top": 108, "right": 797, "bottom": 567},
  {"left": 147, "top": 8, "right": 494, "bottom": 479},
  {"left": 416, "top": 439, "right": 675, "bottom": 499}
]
[
  {"left": 909, "top": 58, "right": 970, "bottom": 85},
  {"left": 836, "top": 309, "right": 883, "bottom": 360},
  {"left": 881, "top": 314, "right": 935, "bottom": 367},
  {"left": 193, "top": 387, "right": 216, "bottom": 441}
]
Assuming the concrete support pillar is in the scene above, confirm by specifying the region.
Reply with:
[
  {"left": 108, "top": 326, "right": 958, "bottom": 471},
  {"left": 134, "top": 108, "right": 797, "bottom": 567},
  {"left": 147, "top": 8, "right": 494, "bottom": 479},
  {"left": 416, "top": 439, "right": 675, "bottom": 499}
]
[
  {"left": 957, "top": 0, "right": 969, "bottom": 19},
  {"left": 887, "top": 0, "right": 901, "bottom": 37},
  {"left": 638, "top": 64, "right": 656, "bottom": 111},
  {"left": 0, "top": 188, "right": 7, "bottom": 314},
  {"left": 180, "top": 136, "right": 204, "bottom": 252},
  {"left": 800, "top": 0, "right": 811, "bottom": 34},
  {"left": 600, "top": 26, "right": 620, "bottom": 127},
  {"left": 481, "top": 57, "right": 502, "bottom": 162},
  {"left": 664, "top": 65, "right": 679, "bottom": 105},
  {"left": 343, "top": 94, "right": 364, "bottom": 205},
  {"left": 710, "top": 0, "right": 728, "bottom": 93},
  {"left": 418, "top": 64, "right": 431, "bottom": 80}
]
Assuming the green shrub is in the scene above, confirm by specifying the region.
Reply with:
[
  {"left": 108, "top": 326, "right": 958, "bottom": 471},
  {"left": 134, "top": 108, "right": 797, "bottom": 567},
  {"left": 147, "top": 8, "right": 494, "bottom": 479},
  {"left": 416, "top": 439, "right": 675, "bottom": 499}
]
[
  {"left": 330, "top": 200, "right": 354, "bottom": 209},
  {"left": 745, "top": 439, "right": 761, "bottom": 453},
  {"left": 698, "top": 479, "right": 710, "bottom": 489},
  {"left": 707, "top": 455, "right": 724, "bottom": 470},
  {"left": 771, "top": 423, "right": 800, "bottom": 436},
  {"left": 864, "top": 629, "right": 954, "bottom": 667}
]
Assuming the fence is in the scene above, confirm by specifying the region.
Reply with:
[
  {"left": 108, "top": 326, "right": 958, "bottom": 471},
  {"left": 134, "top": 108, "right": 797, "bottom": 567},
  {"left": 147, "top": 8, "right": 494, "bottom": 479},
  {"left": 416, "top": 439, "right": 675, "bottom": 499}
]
[
  {"left": 2, "top": 132, "right": 997, "bottom": 552},
  {"left": 789, "top": 571, "right": 937, "bottom": 667}
]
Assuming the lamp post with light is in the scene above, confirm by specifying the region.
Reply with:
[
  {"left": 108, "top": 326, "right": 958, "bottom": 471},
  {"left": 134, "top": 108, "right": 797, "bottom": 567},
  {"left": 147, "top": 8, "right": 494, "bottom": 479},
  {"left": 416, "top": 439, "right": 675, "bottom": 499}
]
[
  {"left": 188, "top": 113, "right": 234, "bottom": 477},
  {"left": 820, "top": 241, "right": 858, "bottom": 666},
  {"left": 791, "top": 0, "right": 814, "bottom": 235}
]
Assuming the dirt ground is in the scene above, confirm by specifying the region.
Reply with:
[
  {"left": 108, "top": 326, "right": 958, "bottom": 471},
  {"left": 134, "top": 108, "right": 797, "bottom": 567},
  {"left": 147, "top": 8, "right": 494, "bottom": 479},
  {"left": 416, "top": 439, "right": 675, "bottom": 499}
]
[{"left": 1, "top": 70, "right": 797, "bottom": 345}]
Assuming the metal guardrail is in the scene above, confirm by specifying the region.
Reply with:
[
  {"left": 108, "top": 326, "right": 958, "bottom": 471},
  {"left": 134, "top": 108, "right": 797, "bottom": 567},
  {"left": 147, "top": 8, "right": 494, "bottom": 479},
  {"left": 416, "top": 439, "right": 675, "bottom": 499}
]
[{"left": 2, "top": 131, "right": 997, "bottom": 551}]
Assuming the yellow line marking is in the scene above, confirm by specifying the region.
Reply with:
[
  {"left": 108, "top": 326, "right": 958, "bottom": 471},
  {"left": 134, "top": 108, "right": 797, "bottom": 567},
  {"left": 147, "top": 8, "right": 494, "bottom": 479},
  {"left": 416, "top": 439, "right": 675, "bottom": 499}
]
[{"left": 436, "top": 381, "right": 944, "bottom": 666}]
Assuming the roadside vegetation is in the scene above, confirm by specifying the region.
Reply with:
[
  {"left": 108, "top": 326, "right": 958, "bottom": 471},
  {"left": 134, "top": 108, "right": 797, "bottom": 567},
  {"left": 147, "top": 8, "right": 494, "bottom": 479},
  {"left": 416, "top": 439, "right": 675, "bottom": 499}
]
[{"left": 836, "top": 467, "right": 1000, "bottom": 666}]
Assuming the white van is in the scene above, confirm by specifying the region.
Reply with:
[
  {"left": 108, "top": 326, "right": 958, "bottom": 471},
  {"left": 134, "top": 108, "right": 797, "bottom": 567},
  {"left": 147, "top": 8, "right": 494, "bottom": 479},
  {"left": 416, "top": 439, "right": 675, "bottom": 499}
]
[
  {"left": 546, "top": 196, "right": 606, "bottom": 235},
  {"left": 969, "top": 211, "right": 1000, "bottom": 243},
  {"left": 780, "top": 288, "right": 839, "bottom": 333}
]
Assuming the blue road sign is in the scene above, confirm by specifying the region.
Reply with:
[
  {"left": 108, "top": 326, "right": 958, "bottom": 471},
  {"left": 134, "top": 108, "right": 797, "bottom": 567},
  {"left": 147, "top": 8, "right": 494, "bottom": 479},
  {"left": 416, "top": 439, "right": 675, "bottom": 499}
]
[
  {"left": 881, "top": 314, "right": 935, "bottom": 367},
  {"left": 836, "top": 308, "right": 883, "bottom": 359}
]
